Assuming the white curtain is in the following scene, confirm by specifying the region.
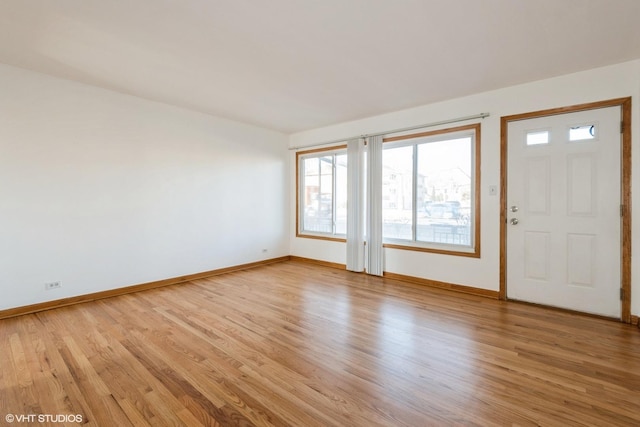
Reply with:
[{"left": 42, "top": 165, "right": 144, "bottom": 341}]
[
  {"left": 346, "top": 138, "right": 365, "bottom": 272},
  {"left": 366, "top": 135, "right": 384, "bottom": 276}
]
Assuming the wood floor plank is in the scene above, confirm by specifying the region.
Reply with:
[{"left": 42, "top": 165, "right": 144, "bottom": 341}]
[
  {"left": 1, "top": 260, "right": 640, "bottom": 426},
  {"left": 162, "top": 285, "right": 437, "bottom": 426}
]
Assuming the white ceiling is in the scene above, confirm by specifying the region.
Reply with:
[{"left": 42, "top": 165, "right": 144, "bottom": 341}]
[{"left": 0, "top": 1, "right": 639, "bottom": 134}]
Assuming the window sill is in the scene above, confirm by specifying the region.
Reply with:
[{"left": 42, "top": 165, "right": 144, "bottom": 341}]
[
  {"left": 296, "top": 233, "right": 347, "bottom": 243},
  {"left": 383, "top": 241, "right": 480, "bottom": 258}
]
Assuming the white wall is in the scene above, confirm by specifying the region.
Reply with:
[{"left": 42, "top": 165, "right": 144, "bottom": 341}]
[
  {"left": 0, "top": 63, "right": 289, "bottom": 311},
  {"left": 289, "top": 60, "right": 640, "bottom": 316}
]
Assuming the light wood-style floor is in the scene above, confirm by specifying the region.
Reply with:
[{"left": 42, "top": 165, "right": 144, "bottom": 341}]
[{"left": 1, "top": 261, "right": 640, "bottom": 426}]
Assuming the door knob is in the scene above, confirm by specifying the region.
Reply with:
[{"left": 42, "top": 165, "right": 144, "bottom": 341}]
[
  {"left": 510, "top": 218, "right": 519, "bottom": 225},
  {"left": 510, "top": 205, "right": 519, "bottom": 212}
]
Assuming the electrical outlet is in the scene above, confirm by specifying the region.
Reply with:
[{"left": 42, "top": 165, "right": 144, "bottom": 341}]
[{"left": 44, "top": 281, "right": 61, "bottom": 291}]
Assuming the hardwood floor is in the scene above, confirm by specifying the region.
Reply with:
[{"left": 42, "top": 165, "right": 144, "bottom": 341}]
[{"left": 1, "top": 260, "right": 639, "bottom": 426}]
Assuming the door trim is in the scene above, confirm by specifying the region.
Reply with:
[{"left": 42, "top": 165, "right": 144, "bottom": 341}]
[{"left": 500, "top": 97, "right": 632, "bottom": 323}]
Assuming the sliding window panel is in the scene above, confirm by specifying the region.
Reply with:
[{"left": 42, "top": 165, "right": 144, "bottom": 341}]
[{"left": 382, "top": 145, "right": 413, "bottom": 241}]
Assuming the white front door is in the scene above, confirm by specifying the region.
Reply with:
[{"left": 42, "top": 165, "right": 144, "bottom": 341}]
[{"left": 506, "top": 106, "right": 621, "bottom": 317}]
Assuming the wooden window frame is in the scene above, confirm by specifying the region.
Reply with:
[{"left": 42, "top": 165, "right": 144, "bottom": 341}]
[
  {"left": 296, "top": 145, "right": 348, "bottom": 242},
  {"left": 381, "top": 123, "right": 481, "bottom": 258}
]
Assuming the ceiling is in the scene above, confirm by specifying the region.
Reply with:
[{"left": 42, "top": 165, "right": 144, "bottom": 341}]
[{"left": 0, "top": 1, "right": 639, "bottom": 134}]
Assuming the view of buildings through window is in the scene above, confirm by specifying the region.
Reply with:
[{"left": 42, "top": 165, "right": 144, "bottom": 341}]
[
  {"left": 382, "top": 134, "right": 473, "bottom": 248},
  {"left": 299, "top": 151, "right": 347, "bottom": 236},
  {"left": 298, "top": 124, "right": 478, "bottom": 254}
]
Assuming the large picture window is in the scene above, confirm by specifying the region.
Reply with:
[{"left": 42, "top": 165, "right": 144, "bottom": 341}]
[
  {"left": 297, "top": 147, "right": 347, "bottom": 240},
  {"left": 382, "top": 124, "right": 480, "bottom": 256}
]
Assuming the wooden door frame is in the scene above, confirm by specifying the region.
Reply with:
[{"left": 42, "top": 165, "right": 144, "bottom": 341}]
[{"left": 500, "top": 97, "right": 632, "bottom": 323}]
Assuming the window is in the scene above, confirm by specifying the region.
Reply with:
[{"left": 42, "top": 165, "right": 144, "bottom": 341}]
[
  {"left": 297, "top": 147, "right": 347, "bottom": 240},
  {"left": 526, "top": 130, "right": 550, "bottom": 145},
  {"left": 569, "top": 124, "right": 596, "bottom": 141},
  {"left": 381, "top": 124, "right": 480, "bottom": 256}
]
